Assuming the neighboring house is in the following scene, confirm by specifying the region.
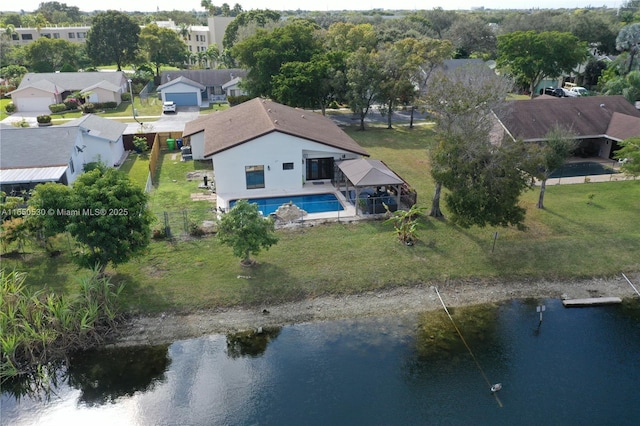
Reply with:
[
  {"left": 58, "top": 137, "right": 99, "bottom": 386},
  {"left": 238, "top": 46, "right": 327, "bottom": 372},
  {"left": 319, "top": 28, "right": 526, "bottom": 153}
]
[
  {"left": 221, "top": 76, "right": 247, "bottom": 98},
  {"left": 182, "top": 98, "right": 370, "bottom": 208},
  {"left": 8, "top": 72, "right": 128, "bottom": 112},
  {"left": 159, "top": 69, "right": 247, "bottom": 103},
  {"left": 157, "top": 76, "right": 207, "bottom": 107},
  {"left": 0, "top": 114, "right": 127, "bottom": 192},
  {"left": 495, "top": 95, "right": 640, "bottom": 159}
]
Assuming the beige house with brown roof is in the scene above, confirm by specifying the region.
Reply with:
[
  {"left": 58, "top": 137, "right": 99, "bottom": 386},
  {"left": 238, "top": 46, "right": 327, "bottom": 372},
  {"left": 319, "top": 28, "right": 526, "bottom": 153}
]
[
  {"left": 182, "top": 98, "right": 370, "bottom": 210},
  {"left": 495, "top": 95, "right": 640, "bottom": 159}
]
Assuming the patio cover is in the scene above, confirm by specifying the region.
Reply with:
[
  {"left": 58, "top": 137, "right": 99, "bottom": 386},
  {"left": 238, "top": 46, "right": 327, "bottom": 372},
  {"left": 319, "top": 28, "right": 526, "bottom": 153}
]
[
  {"left": 338, "top": 158, "right": 403, "bottom": 186},
  {"left": 0, "top": 166, "right": 68, "bottom": 185}
]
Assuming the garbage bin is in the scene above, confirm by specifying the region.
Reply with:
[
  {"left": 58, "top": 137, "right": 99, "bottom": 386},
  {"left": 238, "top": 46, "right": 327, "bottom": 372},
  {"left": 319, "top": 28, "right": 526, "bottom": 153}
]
[
  {"left": 176, "top": 138, "right": 183, "bottom": 149},
  {"left": 166, "top": 138, "right": 175, "bottom": 150}
]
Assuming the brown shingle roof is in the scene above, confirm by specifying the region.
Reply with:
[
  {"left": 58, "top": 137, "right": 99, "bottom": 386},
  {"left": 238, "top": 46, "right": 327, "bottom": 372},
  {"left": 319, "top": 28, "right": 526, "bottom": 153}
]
[
  {"left": 498, "top": 95, "right": 640, "bottom": 141},
  {"left": 183, "top": 98, "right": 369, "bottom": 158},
  {"left": 605, "top": 112, "right": 640, "bottom": 141}
]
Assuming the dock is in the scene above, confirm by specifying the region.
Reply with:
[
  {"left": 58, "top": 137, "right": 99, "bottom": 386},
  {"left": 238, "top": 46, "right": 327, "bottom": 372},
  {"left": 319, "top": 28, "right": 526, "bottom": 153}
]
[{"left": 562, "top": 297, "right": 622, "bottom": 307}]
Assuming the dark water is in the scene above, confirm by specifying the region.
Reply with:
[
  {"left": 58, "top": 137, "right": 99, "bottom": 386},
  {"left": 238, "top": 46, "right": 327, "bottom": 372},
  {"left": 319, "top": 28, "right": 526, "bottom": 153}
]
[{"left": 3, "top": 299, "right": 640, "bottom": 425}]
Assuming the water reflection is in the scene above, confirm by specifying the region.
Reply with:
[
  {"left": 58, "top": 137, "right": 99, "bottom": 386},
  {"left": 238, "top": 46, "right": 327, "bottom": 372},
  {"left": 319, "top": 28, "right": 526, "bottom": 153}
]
[
  {"left": 66, "top": 345, "right": 170, "bottom": 406},
  {"left": 226, "top": 326, "right": 281, "bottom": 358},
  {"left": 2, "top": 299, "right": 640, "bottom": 425}
]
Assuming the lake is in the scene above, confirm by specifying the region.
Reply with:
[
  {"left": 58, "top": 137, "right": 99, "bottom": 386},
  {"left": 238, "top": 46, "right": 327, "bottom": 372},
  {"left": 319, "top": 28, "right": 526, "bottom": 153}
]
[{"left": 2, "top": 298, "right": 639, "bottom": 425}]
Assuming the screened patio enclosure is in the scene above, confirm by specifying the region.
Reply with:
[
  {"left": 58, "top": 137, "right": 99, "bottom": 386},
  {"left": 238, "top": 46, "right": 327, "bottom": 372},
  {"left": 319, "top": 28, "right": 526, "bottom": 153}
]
[{"left": 336, "top": 158, "right": 411, "bottom": 215}]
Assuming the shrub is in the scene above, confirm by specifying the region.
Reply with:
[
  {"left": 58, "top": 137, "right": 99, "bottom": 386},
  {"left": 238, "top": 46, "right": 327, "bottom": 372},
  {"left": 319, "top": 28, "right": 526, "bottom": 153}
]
[
  {"left": 227, "top": 95, "right": 251, "bottom": 106},
  {"left": 36, "top": 115, "right": 52, "bottom": 124},
  {"left": 63, "top": 98, "right": 79, "bottom": 110},
  {"left": 81, "top": 103, "right": 96, "bottom": 114},
  {"left": 121, "top": 92, "right": 131, "bottom": 102},
  {"left": 4, "top": 102, "right": 16, "bottom": 113},
  {"left": 49, "top": 103, "right": 67, "bottom": 113},
  {"left": 102, "top": 101, "right": 117, "bottom": 109},
  {"left": 133, "top": 136, "right": 149, "bottom": 153}
]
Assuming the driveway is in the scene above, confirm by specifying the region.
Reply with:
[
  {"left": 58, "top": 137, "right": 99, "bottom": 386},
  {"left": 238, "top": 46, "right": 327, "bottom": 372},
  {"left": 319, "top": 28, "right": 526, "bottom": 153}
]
[{"left": 123, "top": 106, "right": 200, "bottom": 134}]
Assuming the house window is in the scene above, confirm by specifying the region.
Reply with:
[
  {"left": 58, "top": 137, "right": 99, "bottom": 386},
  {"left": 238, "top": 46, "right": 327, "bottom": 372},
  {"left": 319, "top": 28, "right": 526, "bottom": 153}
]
[
  {"left": 245, "top": 165, "right": 265, "bottom": 189},
  {"left": 282, "top": 162, "right": 294, "bottom": 170},
  {"left": 77, "top": 32, "right": 86, "bottom": 39},
  {"left": 12, "top": 34, "right": 19, "bottom": 40},
  {"left": 68, "top": 32, "right": 75, "bottom": 38},
  {"left": 306, "top": 158, "right": 334, "bottom": 180},
  {"left": 41, "top": 33, "right": 51, "bottom": 38},
  {"left": 53, "top": 33, "right": 60, "bottom": 39},
  {"left": 21, "top": 34, "right": 33, "bottom": 40},
  {"left": 69, "top": 158, "right": 75, "bottom": 174}
]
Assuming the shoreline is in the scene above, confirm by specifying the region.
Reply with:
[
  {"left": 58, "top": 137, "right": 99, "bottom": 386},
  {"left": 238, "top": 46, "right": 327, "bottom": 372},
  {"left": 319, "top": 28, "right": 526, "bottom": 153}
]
[{"left": 113, "top": 274, "right": 640, "bottom": 347}]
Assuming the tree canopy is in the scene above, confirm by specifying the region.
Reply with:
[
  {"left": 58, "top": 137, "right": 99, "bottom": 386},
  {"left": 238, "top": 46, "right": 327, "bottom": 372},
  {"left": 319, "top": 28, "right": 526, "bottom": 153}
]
[
  {"left": 28, "top": 167, "right": 153, "bottom": 271},
  {"left": 614, "top": 137, "right": 640, "bottom": 177},
  {"left": 497, "top": 31, "right": 588, "bottom": 96},
  {"left": 139, "top": 23, "right": 189, "bottom": 76},
  {"left": 85, "top": 10, "right": 139, "bottom": 71},
  {"left": 216, "top": 200, "right": 279, "bottom": 265}
]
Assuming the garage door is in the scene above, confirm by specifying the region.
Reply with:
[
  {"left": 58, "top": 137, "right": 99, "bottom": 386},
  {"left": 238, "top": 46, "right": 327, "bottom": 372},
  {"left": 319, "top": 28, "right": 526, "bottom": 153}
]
[
  {"left": 165, "top": 93, "right": 198, "bottom": 106},
  {"left": 16, "top": 97, "right": 53, "bottom": 112}
]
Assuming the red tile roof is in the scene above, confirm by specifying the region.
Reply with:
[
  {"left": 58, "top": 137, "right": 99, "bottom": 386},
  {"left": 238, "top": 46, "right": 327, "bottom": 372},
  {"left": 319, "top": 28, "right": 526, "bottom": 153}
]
[{"left": 183, "top": 98, "right": 369, "bottom": 157}]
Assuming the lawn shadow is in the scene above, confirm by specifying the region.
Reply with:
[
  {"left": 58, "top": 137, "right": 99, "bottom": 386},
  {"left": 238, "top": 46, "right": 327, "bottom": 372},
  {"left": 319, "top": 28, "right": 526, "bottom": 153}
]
[
  {"left": 237, "top": 262, "right": 307, "bottom": 306},
  {"left": 110, "top": 271, "right": 170, "bottom": 313}
]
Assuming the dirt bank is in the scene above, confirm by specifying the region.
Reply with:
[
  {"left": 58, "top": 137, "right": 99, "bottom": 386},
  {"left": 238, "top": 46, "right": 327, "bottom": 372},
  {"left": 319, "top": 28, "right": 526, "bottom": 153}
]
[{"left": 114, "top": 274, "right": 639, "bottom": 347}]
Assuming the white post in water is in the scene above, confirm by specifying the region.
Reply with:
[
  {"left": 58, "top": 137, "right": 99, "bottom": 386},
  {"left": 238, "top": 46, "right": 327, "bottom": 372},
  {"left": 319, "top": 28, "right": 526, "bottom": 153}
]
[{"left": 537, "top": 305, "right": 546, "bottom": 324}]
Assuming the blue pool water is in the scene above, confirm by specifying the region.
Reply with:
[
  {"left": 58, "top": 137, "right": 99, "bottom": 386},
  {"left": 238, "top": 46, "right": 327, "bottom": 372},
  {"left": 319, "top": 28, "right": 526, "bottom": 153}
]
[{"left": 230, "top": 193, "right": 343, "bottom": 215}]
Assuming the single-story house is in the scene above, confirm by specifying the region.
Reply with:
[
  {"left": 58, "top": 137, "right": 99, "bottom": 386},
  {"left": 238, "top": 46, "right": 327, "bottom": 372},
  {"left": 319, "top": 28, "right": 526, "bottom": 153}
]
[
  {"left": 221, "top": 76, "right": 247, "bottom": 98},
  {"left": 157, "top": 76, "right": 207, "bottom": 107},
  {"left": 0, "top": 114, "right": 127, "bottom": 192},
  {"left": 8, "top": 72, "right": 128, "bottom": 112},
  {"left": 159, "top": 69, "right": 247, "bottom": 103},
  {"left": 181, "top": 97, "right": 370, "bottom": 209},
  {"left": 495, "top": 95, "right": 640, "bottom": 159}
]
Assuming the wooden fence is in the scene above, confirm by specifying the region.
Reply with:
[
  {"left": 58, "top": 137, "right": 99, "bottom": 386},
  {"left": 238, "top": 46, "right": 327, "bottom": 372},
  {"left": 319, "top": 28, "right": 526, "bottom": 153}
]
[{"left": 123, "top": 131, "right": 183, "bottom": 185}]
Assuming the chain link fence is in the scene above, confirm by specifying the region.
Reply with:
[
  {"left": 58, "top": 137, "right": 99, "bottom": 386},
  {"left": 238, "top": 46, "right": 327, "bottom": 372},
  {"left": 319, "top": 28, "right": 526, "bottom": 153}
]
[{"left": 154, "top": 207, "right": 218, "bottom": 239}]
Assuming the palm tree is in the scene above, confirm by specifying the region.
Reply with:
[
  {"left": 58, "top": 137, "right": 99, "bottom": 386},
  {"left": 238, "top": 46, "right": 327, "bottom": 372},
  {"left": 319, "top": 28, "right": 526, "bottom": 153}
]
[
  {"left": 205, "top": 45, "right": 220, "bottom": 69},
  {"left": 616, "top": 23, "right": 640, "bottom": 74}
]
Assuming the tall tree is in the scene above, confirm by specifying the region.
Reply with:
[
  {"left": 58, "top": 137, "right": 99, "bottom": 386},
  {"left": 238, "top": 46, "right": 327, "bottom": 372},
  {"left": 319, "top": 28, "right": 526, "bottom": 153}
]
[
  {"left": 222, "top": 9, "right": 281, "bottom": 51},
  {"left": 346, "top": 48, "right": 382, "bottom": 131},
  {"left": 422, "top": 64, "right": 520, "bottom": 222},
  {"left": 497, "top": 31, "right": 588, "bottom": 96},
  {"left": 139, "top": 24, "right": 189, "bottom": 77},
  {"left": 271, "top": 51, "right": 347, "bottom": 115},
  {"left": 325, "top": 22, "right": 378, "bottom": 53},
  {"left": 616, "top": 23, "right": 640, "bottom": 74},
  {"left": 216, "top": 200, "right": 279, "bottom": 266},
  {"left": 24, "top": 37, "right": 78, "bottom": 72},
  {"left": 232, "top": 19, "right": 323, "bottom": 98},
  {"left": 86, "top": 11, "right": 139, "bottom": 71},
  {"left": 445, "top": 14, "right": 496, "bottom": 59},
  {"left": 525, "top": 126, "right": 578, "bottom": 209}
]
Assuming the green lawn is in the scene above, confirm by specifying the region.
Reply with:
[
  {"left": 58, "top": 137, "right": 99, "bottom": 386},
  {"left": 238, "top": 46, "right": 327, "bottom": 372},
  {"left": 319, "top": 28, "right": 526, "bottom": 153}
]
[{"left": 3, "top": 125, "right": 639, "bottom": 314}]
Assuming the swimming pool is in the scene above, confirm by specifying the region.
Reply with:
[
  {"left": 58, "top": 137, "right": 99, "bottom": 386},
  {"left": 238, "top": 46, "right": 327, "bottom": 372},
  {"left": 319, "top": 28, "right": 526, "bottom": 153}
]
[
  {"left": 229, "top": 193, "right": 344, "bottom": 216},
  {"left": 549, "top": 161, "right": 618, "bottom": 178}
]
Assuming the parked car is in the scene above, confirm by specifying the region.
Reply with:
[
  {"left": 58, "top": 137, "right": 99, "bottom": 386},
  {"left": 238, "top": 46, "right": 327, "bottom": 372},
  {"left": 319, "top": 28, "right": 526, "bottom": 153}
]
[
  {"left": 568, "top": 86, "right": 588, "bottom": 96},
  {"left": 542, "top": 87, "right": 566, "bottom": 97},
  {"left": 163, "top": 101, "right": 176, "bottom": 113}
]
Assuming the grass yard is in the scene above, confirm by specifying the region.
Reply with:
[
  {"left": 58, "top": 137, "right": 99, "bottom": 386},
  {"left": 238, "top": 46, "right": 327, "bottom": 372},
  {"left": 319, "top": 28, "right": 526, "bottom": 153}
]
[
  {"left": 3, "top": 124, "right": 639, "bottom": 314},
  {"left": 119, "top": 153, "right": 150, "bottom": 188}
]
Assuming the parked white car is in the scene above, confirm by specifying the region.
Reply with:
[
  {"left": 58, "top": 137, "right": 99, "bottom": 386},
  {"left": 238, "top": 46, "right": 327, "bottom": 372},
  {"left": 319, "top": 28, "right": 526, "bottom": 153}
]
[
  {"left": 569, "top": 86, "right": 588, "bottom": 96},
  {"left": 163, "top": 101, "right": 176, "bottom": 113}
]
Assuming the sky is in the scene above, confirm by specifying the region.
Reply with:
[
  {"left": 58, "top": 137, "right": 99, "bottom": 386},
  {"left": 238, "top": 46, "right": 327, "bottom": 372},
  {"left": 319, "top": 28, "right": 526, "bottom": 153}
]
[{"left": 2, "top": 0, "right": 626, "bottom": 14}]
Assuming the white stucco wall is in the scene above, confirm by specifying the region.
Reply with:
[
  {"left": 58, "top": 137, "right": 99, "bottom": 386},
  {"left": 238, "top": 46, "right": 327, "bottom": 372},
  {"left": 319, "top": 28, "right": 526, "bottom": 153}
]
[
  {"left": 211, "top": 132, "right": 360, "bottom": 200},
  {"left": 79, "top": 134, "right": 124, "bottom": 167},
  {"left": 66, "top": 133, "right": 85, "bottom": 185},
  {"left": 189, "top": 132, "right": 206, "bottom": 160}
]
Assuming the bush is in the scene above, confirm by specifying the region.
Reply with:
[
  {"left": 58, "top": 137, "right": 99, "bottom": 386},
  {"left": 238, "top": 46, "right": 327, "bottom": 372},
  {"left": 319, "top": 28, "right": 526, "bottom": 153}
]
[
  {"left": 63, "top": 98, "right": 79, "bottom": 110},
  {"left": 133, "top": 136, "right": 149, "bottom": 153},
  {"left": 102, "top": 101, "right": 117, "bottom": 109},
  {"left": 227, "top": 95, "right": 251, "bottom": 106},
  {"left": 36, "top": 115, "right": 51, "bottom": 124},
  {"left": 328, "top": 100, "right": 340, "bottom": 109},
  {"left": 81, "top": 103, "right": 96, "bottom": 114},
  {"left": 121, "top": 92, "right": 131, "bottom": 102},
  {"left": 4, "top": 102, "right": 16, "bottom": 113},
  {"left": 49, "top": 103, "right": 67, "bottom": 113}
]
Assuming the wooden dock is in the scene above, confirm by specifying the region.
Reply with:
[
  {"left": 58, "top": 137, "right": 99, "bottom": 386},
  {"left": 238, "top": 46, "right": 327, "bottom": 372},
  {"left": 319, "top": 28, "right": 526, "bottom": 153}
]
[{"left": 562, "top": 297, "right": 622, "bottom": 307}]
